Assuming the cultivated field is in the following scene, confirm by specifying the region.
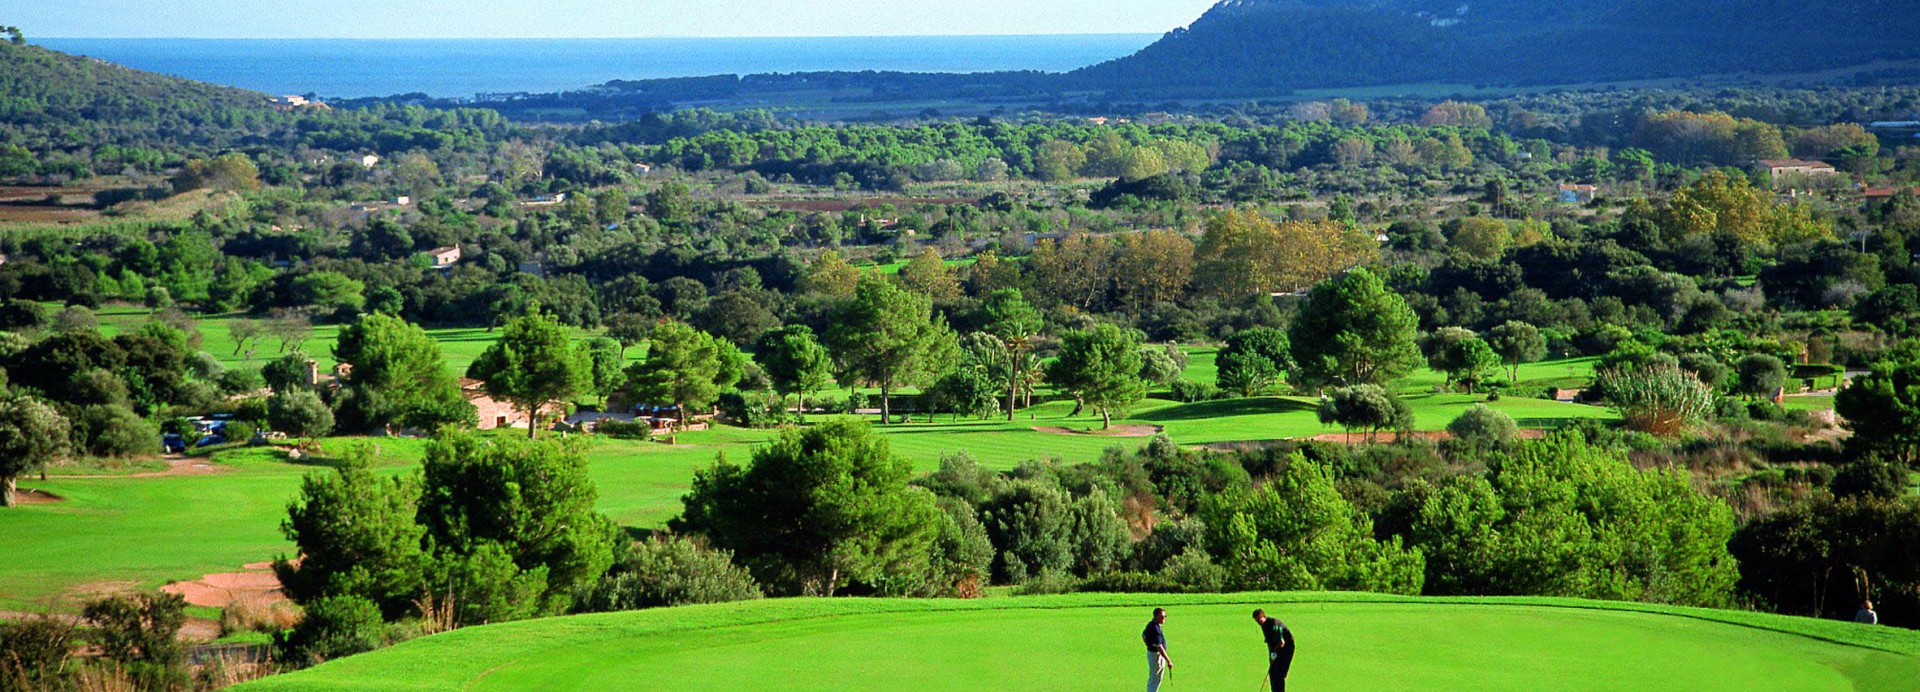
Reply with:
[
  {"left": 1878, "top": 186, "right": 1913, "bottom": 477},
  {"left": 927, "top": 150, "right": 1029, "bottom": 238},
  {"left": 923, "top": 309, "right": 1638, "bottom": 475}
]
[{"left": 238, "top": 593, "right": 1920, "bottom": 691}]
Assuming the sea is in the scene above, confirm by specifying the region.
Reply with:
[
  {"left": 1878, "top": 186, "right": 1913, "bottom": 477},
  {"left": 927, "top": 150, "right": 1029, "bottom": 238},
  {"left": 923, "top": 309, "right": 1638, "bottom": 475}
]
[{"left": 37, "top": 36, "right": 1156, "bottom": 100}]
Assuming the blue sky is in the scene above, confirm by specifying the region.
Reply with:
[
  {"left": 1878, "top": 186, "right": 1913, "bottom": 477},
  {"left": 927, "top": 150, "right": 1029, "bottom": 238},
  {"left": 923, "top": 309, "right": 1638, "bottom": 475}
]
[{"left": 26, "top": 1, "right": 1219, "bottom": 38}]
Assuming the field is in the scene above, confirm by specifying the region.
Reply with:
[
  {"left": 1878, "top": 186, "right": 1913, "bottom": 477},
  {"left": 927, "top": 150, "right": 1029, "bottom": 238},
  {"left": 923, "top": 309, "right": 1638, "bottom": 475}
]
[
  {"left": 0, "top": 317, "right": 1622, "bottom": 613},
  {"left": 238, "top": 592, "right": 1920, "bottom": 691}
]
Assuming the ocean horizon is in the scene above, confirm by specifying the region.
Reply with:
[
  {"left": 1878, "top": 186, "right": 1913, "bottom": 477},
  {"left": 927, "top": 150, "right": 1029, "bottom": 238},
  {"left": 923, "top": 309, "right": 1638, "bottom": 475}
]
[{"left": 37, "top": 36, "right": 1158, "bottom": 99}]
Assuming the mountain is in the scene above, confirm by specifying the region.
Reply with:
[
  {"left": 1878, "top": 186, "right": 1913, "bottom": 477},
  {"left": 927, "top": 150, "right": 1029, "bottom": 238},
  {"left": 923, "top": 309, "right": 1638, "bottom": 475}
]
[{"left": 1072, "top": 0, "right": 1920, "bottom": 96}]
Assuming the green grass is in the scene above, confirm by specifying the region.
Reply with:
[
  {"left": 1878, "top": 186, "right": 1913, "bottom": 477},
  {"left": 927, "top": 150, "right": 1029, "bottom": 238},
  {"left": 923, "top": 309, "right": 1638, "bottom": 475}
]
[
  {"left": 238, "top": 592, "right": 1920, "bottom": 691},
  {"left": 0, "top": 347, "right": 1614, "bottom": 611}
]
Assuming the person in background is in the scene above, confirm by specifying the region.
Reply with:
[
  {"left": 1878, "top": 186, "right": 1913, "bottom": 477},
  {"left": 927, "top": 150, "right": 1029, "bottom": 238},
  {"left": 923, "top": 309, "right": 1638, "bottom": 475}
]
[
  {"left": 1855, "top": 599, "right": 1879, "bottom": 625},
  {"left": 1143, "top": 607, "right": 1173, "bottom": 692}
]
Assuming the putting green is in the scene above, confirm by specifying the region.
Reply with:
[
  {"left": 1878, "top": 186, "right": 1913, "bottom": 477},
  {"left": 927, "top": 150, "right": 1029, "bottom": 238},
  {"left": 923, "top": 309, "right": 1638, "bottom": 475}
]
[{"left": 239, "top": 593, "right": 1920, "bottom": 691}]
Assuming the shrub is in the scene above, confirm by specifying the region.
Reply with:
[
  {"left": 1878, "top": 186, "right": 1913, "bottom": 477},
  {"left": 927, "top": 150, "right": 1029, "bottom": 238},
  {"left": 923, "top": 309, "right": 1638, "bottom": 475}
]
[
  {"left": 219, "top": 595, "right": 301, "bottom": 636},
  {"left": 1160, "top": 545, "right": 1227, "bottom": 593},
  {"left": 575, "top": 537, "right": 763, "bottom": 612},
  {"left": 1079, "top": 571, "right": 1178, "bottom": 593},
  {"left": 0, "top": 615, "right": 77, "bottom": 690},
  {"left": 76, "top": 404, "right": 159, "bottom": 457},
  {"left": 215, "top": 368, "right": 266, "bottom": 395},
  {"left": 273, "top": 595, "right": 385, "bottom": 667},
  {"left": 1596, "top": 364, "right": 1714, "bottom": 436},
  {"left": 594, "top": 419, "right": 653, "bottom": 440},
  {"left": 1012, "top": 569, "right": 1082, "bottom": 596},
  {"left": 82, "top": 591, "right": 186, "bottom": 667},
  {"left": 268, "top": 390, "right": 334, "bottom": 439},
  {"left": 718, "top": 390, "right": 784, "bottom": 428},
  {"left": 1831, "top": 457, "right": 1909, "bottom": 500},
  {"left": 1170, "top": 379, "right": 1218, "bottom": 403},
  {"left": 1446, "top": 404, "right": 1519, "bottom": 448}
]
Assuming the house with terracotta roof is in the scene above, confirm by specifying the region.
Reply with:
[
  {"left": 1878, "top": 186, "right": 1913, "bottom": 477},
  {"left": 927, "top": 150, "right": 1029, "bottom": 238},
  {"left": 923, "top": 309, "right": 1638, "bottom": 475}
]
[{"left": 1557, "top": 183, "right": 1598, "bottom": 204}]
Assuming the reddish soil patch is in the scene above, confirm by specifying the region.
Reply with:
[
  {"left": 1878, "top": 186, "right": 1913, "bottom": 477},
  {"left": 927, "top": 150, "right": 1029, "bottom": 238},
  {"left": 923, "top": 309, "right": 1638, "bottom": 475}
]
[
  {"left": 163, "top": 569, "right": 286, "bottom": 610},
  {"left": 47, "top": 456, "right": 229, "bottom": 480},
  {"left": 1032, "top": 424, "right": 1164, "bottom": 438},
  {"left": 11, "top": 488, "right": 65, "bottom": 505}
]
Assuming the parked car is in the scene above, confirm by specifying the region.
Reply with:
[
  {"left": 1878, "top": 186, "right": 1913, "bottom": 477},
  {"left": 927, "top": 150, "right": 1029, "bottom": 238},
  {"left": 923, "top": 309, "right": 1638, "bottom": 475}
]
[
  {"left": 161, "top": 433, "right": 187, "bottom": 454},
  {"left": 194, "top": 434, "right": 227, "bottom": 448}
]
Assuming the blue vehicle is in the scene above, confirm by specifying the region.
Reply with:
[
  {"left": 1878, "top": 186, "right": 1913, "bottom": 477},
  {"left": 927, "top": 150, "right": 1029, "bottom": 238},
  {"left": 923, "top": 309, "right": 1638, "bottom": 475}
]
[
  {"left": 194, "top": 434, "right": 227, "bottom": 448},
  {"left": 161, "top": 433, "right": 187, "bottom": 454}
]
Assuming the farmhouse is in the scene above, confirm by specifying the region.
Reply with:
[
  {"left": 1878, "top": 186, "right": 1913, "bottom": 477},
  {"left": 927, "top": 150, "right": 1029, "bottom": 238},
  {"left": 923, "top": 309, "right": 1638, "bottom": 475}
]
[
  {"left": 360, "top": 154, "right": 382, "bottom": 169},
  {"left": 523, "top": 193, "right": 567, "bottom": 207},
  {"left": 426, "top": 245, "right": 461, "bottom": 269},
  {"left": 463, "top": 378, "right": 520, "bottom": 431},
  {"left": 1862, "top": 186, "right": 1920, "bottom": 200},
  {"left": 1557, "top": 183, "right": 1597, "bottom": 204},
  {"left": 1758, "top": 159, "right": 1836, "bottom": 178}
]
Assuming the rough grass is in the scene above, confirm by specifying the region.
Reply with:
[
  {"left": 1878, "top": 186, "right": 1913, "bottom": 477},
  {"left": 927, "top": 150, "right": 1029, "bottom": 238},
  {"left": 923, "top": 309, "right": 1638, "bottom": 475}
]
[{"left": 237, "top": 592, "right": 1920, "bottom": 692}]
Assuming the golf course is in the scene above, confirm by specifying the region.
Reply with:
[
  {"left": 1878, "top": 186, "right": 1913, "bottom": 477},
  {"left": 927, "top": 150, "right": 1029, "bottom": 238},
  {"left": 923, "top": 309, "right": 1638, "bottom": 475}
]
[{"left": 238, "top": 593, "right": 1920, "bottom": 691}]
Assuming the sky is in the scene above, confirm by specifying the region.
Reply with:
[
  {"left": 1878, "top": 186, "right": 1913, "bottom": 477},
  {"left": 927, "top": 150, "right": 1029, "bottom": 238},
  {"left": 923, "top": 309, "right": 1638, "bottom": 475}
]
[{"left": 23, "top": 0, "right": 1220, "bottom": 38}]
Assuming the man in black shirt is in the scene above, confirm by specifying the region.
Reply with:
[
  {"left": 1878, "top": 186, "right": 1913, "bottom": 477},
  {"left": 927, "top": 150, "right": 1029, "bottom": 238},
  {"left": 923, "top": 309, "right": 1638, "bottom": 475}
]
[
  {"left": 1254, "top": 609, "right": 1295, "bottom": 692},
  {"left": 1143, "top": 607, "right": 1172, "bottom": 691}
]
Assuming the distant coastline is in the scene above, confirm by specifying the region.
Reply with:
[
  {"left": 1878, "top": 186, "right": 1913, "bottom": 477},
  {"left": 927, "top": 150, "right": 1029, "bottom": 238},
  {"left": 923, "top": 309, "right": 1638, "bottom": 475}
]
[{"left": 36, "top": 35, "right": 1158, "bottom": 99}]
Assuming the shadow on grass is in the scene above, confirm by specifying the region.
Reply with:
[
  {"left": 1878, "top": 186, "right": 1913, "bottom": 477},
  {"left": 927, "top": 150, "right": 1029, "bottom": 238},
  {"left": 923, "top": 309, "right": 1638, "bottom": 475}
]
[{"left": 1132, "top": 397, "right": 1316, "bottom": 422}]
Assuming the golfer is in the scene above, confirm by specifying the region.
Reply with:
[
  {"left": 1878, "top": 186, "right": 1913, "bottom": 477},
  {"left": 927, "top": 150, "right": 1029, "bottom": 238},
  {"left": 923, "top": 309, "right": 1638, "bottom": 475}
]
[
  {"left": 1856, "top": 599, "right": 1879, "bottom": 625},
  {"left": 1143, "top": 607, "right": 1173, "bottom": 691},
  {"left": 1254, "top": 609, "right": 1295, "bottom": 692}
]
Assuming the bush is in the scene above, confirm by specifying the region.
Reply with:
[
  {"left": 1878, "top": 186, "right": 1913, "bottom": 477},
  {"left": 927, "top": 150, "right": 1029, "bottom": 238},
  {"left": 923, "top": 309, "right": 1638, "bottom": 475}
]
[
  {"left": 267, "top": 390, "right": 334, "bottom": 439},
  {"left": 0, "top": 615, "right": 77, "bottom": 690},
  {"left": 224, "top": 421, "right": 258, "bottom": 444},
  {"left": 76, "top": 404, "right": 160, "bottom": 457},
  {"left": 1831, "top": 457, "right": 1909, "bottom": 500},
  {"left": 1012, "top": 569, "right": 1082, "bottom": 596},
  {"left": 1596, "top": 365, "right": 1714, "bottom": 436},
  {"left": 1080, "top": 571, "right": 1178, "bottom": 593},
  {"left": 215, "top": 368, "right": 265, "bottom": 395},
  {"left": 219, "top": 594, "right": 301, "bottom": 637},
  {"left": 273, "top": 595, "right": 385, "bottom": 667},
  {"left": 1169, "top": 379, "right": 1218, "bottom": 403},
  {"left": 1160, "top": 545, "right": 1227, "bottom": 593},
  {"left": 574, "top": 537, "right": 763, "bottom": 613},
  {"left": 1446, "top": 404, "right": 1519, "bottom": 448},
  {"left": 594, "top": 419, "right": 653, "bottom": 440},
  {"left": 718, "top": 390, "right": 785, "bottom": 428},
  {"left": 82, "top": 591, "right": 186, "bottom": 667}
]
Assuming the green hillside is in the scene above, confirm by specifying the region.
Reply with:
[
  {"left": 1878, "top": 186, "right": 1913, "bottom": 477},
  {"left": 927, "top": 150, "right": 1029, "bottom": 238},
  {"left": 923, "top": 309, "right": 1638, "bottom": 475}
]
[{"left": 240, "top": 593, "right": 1920, "bottom": 691}]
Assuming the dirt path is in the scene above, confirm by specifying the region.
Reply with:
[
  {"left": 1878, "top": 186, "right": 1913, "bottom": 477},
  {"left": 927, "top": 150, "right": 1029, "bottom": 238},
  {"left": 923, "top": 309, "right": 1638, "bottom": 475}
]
[
  {"left": 1031, "top": 424, "right": 1164, "bottom": 438},
  {"left": 162, "top": 563, "right": 287, "bottom": 610},
  {"left": 44, "top": 455, "right": 229, "bottom": 480}
]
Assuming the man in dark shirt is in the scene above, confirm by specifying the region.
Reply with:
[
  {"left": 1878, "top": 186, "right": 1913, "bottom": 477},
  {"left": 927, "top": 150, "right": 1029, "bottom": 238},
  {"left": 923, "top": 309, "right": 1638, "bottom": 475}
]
[
  {"left": 1254, "top": 609, "right": 1295, "bottom": 692},
  {"left": 1143, "top": 607, "right": 1172, "bottom": 692}
]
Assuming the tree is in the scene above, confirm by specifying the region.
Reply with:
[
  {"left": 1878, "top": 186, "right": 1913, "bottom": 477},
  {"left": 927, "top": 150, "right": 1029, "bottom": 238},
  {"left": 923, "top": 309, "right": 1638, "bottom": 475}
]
[
  {"left": 826, "top": 276, "right": 958, "bottom": 424},
  {"left": 1835, "top": 349, "right": 1920, "bottom": 464},
  {"left": 623, "top": 321, "right": 741, "bottom": 431},
  {"left": 1195, "top": 208, "right": 1378, "bottom": 299},
  {"left": 418, "top": 432, "right": 618, "bottom": 623},
  {"left": 1289, "top": 268, "right": 1423, "bottom": 389},
  {"left": 0, "top": 396, "right": 67, "bottom": 507},
  {"left": 274, "top": 446, "right": 427, "bottom": 617},
  {"left": 799, "top": 250, "right": 860, "bottom": 299},
  {"left": 228, "top": 318, "right": 265, "bottom": 358},
  {"left": 575, "top": 537, "right": 763, "bottom": 612},
  {"left": 932, "top": 336, "right": 1004, "bottom": 421},
  {"left": 1487, "top": 321, "right": 1546, "bottom": 383},
  {"left": 1216, "top": 327, "right": 1291, "bottom": 397},
  {"left": 332, "top": 313, "right": 474, "bottom": 433},
  {"left": 1200, "top": 454, "right": 1423, "bottom": 594},
  {"left": 755, "top": 325, "right": 832, "bottom": 423},
  {"left": 1734, "top": 353, "right": 1788, "bottom": 399},
  {"left": 1425, "top": 328, "right": 1501, "bottom": 392},
  {"left": 269, "top": 390, "right": 335, "bottom": 439},
  {"left": 1316, "top": 384, "right": 1412, "bottom": 442},
  {"left": 1447, "top": 404, "right": 1518, "bottom": 448},
  {"left": 263, "top": 350, "right": 315, "bottom": 393},
  {"left": 467, "top": 310, "right": 592, "bottom": 439},
  {"left": 673, "top": 420, "right": 947, "bottom": 596},
  {"left": 897, "top": 248, "right": 961, "bottom": 304},
  {"left": 583, "top": 336, "right": 627, "bottom": 400},
  {"left": 1047, "top": 323, "right": 1147, "bottom": 429},
  {"left": 979, "top": 288, "right": 1043, "bottom": 420},
  {"left": 1410, "top": 433, "right": 1738, "bottom": 606}
]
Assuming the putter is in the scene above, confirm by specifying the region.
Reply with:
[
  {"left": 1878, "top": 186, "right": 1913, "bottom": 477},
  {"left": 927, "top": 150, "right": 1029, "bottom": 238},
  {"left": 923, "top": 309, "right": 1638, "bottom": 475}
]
[{"left": 1262, "top": 672, "right": 1270, "bottom": 692}]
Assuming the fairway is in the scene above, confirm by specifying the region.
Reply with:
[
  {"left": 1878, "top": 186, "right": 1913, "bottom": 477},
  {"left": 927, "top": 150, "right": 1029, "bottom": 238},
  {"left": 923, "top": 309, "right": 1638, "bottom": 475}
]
[{"left": 239, "top": 593, "right": 1920, "bottom": 691}]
